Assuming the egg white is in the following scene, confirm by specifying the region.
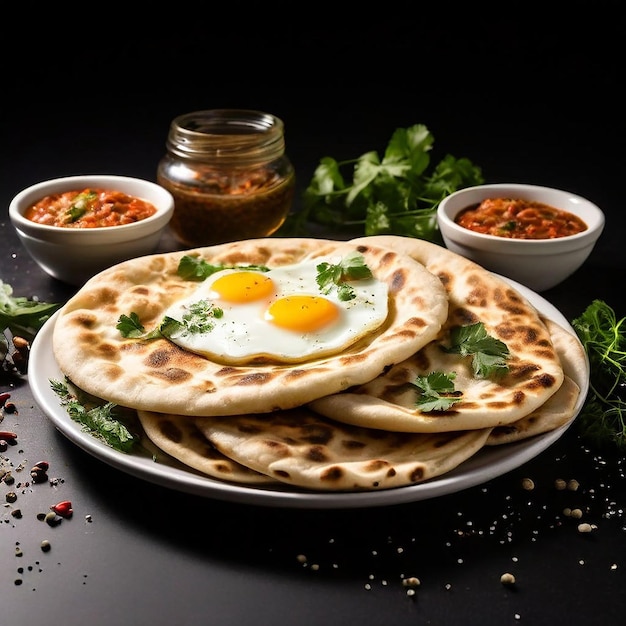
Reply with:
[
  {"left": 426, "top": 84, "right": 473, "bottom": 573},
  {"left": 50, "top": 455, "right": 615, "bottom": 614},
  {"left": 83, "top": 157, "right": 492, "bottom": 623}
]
[{"left": 162, "top": 257, "right": 389, "bottom": 364}]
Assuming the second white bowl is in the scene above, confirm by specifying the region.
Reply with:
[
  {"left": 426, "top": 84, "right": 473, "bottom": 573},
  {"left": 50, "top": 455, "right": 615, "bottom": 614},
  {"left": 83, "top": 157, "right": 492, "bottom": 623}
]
[{"left": 436, "top": 183, "right": 605, "bottom": 292}]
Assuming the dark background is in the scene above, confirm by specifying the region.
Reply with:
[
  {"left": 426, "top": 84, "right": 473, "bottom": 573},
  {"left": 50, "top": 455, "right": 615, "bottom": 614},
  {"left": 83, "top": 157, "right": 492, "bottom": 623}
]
[
  {"left": 2, "top": 7, "right": 626, "bottom": 626},
  {"left": 3, "top": 5, "right": 624, "bottom": 313}
]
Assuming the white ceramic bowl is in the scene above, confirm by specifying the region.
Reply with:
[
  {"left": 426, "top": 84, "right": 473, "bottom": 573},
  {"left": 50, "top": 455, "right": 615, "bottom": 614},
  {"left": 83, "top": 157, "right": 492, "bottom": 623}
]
[
  {"left": 9, "top": 175, "right": 174, "bottom": 286},
  {"left": 437, "top": 183, "right": 605, "bottom": 292}
]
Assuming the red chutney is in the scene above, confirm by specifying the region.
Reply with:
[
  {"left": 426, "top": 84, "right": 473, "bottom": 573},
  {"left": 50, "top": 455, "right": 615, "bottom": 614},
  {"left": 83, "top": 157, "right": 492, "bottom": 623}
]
[
  {"left": 24, "top": 188, "right": 158, "bottom": 228},
  {"left": 455, "top": 197, "right": 588, "bottom": 239}
]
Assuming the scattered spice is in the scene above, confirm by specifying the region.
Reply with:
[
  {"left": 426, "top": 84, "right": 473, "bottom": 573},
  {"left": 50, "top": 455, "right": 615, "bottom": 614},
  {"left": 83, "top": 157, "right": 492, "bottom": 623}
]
[
  {"left": 51, "top": 500, "right": 73, "bottom": 518},
  {"left": 40, "top": 540, "right": 51, "bottom": 552},
  {"left": 500, "top": 572, "right": 516, "bottom": 586}
]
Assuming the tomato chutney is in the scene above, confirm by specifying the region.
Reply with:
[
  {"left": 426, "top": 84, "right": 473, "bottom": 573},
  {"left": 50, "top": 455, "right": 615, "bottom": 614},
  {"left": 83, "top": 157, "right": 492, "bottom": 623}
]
[
  {"left": 454, "top": 197, "right": 588, "bottom": 239},
  {"left": 24, "top": 188, "right": 158, "bottom": 228}
]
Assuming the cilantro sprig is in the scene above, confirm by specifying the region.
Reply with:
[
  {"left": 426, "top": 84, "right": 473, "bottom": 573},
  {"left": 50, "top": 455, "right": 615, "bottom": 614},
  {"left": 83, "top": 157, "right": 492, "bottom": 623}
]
[
  {"left": 441, "top": 323, "right": 510, "bottom": 379},
  {"left": 177, "top": 255, "right": 269, "bottom": 281},
  {"left": 316, "top": 252, "right": 373, "bottom": 301},
  {"left": 50, "top": 379, "right": 138, "bottom": 452},
  {"left": 0, "top": 279, "right": 61, "bottom": 342},
  {"left": 279, "top": 123, "right": 483, "bottom": 241},
  {"left": 413, "top": 372, "right": 462, "bottom": 412},
  {"left": 116, "top": 302, "right": 224, "bottom": 341}
]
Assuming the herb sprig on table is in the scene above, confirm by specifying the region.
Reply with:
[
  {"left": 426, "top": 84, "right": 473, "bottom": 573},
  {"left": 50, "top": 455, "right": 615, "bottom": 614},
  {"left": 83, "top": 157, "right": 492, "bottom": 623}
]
[
  {"left": 50, "top": 379, "right": 138, "bottom": 452},
  {"left": 1, "top": 280, "right": 61, "bottom": 375},
  {"left": 279, "top": 123, "right": 484, "bottom": 241},
  {"left": 572, "top": 300, "right": 626, "bottom": 450}
]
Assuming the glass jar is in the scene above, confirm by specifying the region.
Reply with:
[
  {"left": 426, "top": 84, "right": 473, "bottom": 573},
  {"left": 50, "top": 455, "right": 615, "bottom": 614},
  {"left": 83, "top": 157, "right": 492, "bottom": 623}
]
[{"left": 157, "top": 109, "right": 295, "bottom": 247}]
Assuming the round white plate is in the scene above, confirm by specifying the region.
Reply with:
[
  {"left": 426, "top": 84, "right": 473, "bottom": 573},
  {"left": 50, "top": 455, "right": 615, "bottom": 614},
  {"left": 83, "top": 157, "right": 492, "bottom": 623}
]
[{"left": 28, "top": 278, "right": 589, "bottom": 509}]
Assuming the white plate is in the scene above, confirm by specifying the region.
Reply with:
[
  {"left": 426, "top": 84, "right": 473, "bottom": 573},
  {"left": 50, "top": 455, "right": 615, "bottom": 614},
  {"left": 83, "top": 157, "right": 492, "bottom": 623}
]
[{"left": 28, "top": 278, "right": 589, "bottom": 509}]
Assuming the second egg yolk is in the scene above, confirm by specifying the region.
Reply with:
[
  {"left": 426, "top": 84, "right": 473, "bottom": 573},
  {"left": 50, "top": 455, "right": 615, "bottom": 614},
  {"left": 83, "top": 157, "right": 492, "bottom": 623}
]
[
  {"left": 210, "top": 272, "right": 275, "bottom": 303},
  {"left": 265, "top": 295, "right": 340, "bottom": 332}
]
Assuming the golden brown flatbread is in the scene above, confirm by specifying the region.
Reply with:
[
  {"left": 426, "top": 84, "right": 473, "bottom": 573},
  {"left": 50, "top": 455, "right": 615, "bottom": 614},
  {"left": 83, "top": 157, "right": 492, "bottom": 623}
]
[
  {"left": 310, "top": 236, "right": 567, "bottom": 432},
  {"left": 138, "top": 410, "right": 277, "bottom": 484},
  {"left": 486, "top": 319, "right": 586, "bottom": 444},
  {"left": 194, "top": 406, "right": 493, "bottom": 491},
  {"left": 52, "top": 238, "right": 449, "bottom": 416}
]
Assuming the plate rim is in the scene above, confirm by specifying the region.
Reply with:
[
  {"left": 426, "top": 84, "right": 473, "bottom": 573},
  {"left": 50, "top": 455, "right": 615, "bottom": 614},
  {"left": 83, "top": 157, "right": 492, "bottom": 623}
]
[{"left": 27, "top": 276, "right": 589, "bottom": 509}]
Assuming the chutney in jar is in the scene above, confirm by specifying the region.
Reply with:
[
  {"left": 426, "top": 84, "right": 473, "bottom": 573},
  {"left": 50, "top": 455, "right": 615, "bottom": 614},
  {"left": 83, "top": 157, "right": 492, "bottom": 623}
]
[
  {"left": 158, "top": 164, "right": 295, "bottom": 247},
  {"left": 157, "top": 109, "right": 295, "bottom": 247}
]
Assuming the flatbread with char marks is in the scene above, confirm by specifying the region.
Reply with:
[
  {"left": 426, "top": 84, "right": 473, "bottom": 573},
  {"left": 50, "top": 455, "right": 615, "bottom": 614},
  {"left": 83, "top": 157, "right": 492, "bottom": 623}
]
[
  {"left": 486, "top": 318, "right": 586, "bottom": 444},
  {"left": 195, "top": 406, "right": 493, "bottom": 491},
  {"left": 138, "top": 410, "right": 277, "bottom": 484},
  {"left": 52, "top": 238, "right": 449, "bottom": 416},
  {"left": 310, "top": 236, "right": 568, "bottom": 432}
]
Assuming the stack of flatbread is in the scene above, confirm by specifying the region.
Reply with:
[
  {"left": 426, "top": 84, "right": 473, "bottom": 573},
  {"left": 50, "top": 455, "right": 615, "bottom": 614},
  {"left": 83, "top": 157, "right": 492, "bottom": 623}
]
[{"left": 50, "top": 235, "right": 586, "bottom": 492}]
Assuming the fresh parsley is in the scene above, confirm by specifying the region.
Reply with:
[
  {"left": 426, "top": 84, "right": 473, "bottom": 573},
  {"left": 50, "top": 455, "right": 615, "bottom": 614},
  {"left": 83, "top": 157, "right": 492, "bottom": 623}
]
[
  {"left": 279, "top": 123, "right": 484, "bottom": 242},
  {"left": 163, "top": 301, "right": 224, "bottom": 337},
  {"left": 117, "top": 302, "right": 224, "bottom": 341},
  {"left": 50, "top": 379, "right": 138, "bottom": 452},
  {"left": 316, "top": 252, "right": 373, "bottom": 301},
  {"left": 177, "top": 255, "right": 269, "bottom": 281},
  {"left": 572, "top": 299, "right": 626, "bottom": 450},
  {"left": 1, "top": 280, "right": 62, "bottom": 375},
  {"left": 0, "top": 279, "right": 61, "bottom": 342},
  {"left": 413, "top": 372, "right": 462, "bottom": 412},
  {"left": 441, "top": 323, "right": 510, "bottom": 379}
]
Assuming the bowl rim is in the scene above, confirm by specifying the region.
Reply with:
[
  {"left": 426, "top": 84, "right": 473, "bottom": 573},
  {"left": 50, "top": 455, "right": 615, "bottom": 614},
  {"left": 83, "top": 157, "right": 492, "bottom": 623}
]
[
  {"left": 9, "top": 174, "right": 174, "bottom": 239},
  {"left": 437, "top": 183, "right": 605, "bottom": 248}
]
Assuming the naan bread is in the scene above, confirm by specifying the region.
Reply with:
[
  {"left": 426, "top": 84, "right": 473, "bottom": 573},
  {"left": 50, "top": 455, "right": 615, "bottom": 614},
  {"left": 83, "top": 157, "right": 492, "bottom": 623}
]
[
  {"left": 310, "top": 235, "right": 567, "bottom": 432},
  {"left": 138, "top": 410, "right": 277, "bottom": 484},
  {"left": 52, "top": 238, "right": 449, "bottom": 416},
  {"left": 486, "top": 319, "right": 586, "bottom": 444},
  {"left": 486, "top": 375, "right": 579, "bottom": 444},
  {"left": 195, "top": 406, "right": 493, "bottom": 491}
]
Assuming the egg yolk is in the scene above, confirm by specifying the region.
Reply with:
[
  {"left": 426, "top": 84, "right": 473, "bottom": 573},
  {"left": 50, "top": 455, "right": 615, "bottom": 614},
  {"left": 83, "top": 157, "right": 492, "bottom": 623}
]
[
  {"left": 265, "top": 295, "right": 340, "bottom": 332},
  {"left": 210, "top": 272, "right": 275, "bottom": 303}
]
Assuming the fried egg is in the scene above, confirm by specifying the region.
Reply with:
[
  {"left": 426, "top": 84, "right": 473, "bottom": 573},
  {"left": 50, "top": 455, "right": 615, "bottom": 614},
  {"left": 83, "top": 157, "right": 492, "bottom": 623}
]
[{"left": 162, "top": 258, "right": 389, "bottom": 364}]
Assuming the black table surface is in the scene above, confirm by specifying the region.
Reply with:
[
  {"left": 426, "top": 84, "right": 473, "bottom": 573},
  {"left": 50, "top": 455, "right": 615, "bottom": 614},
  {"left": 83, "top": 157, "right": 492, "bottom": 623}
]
[{"left": 2, "top": 10, "right": 626, "bottom": 625}]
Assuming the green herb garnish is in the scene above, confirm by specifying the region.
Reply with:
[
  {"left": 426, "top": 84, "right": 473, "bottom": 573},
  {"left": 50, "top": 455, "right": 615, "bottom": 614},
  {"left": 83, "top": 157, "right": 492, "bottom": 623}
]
[
  {"left": 572, "top": 299, "right": 626, "bottom": 450},
  {"left": 413, "top": 372, "right": 462, "bottom": 412},
  {"left": 50, "top": 379, "right": 137, "bottom": 452},
  {"left": 279, "top": 123, "right": 483, "bottom": 241},
  {"left": 117, "top": 302, "right": 224, "bottom": 341},
  {"left": 0, "top": 279, "right": 61, "bottom": 342},
  {"left": 316, "top": 252, "right": 373, "bottom": 301},
  {"left": 161, "top": 301, "right": 224, "bottom": 338},
  {"left": 177, "top": 255, "right": 269, "bottom": 281},
  {"left": 65, "top": 190, "right": 97, "bottom": 222},
  {"left": 441, "top": 322, "right": 510, "bottom": 379}
]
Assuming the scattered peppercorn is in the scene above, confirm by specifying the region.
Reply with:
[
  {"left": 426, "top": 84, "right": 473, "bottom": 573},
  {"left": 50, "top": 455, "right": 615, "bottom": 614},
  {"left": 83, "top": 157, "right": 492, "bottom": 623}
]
[
  {"left": 40, "top": 540, "right": 51, "bottom": 552},
  {"left": 44, "top": 511, "right": 62, "bottom": 527}
]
